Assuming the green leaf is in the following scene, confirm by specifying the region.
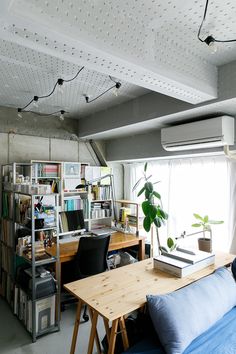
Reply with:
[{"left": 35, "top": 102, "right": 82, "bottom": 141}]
[
  {"left": 192, "top": 223, "right": 202, "bottom": 227},
  {"left": 154, "top": 218, "right": 161, "bottom": 228},
  {"left": 137, "top": 186, "right": 145, "bottom": 197},
  {"left": 203, "top": 215, "right": 209, "bottom": 223},
  {"left": 144, "top": 162, "right": 148, "bottom": 172},
  {"left": 145, "top": 189, "right": 151, "bottom": 200},
  {"left": 142, "top": 201, "right": 151, "bottom": 216},
  {"left": 143, "top": 215, "right": 151, "bottom": 232},
  {"left": 158, "top": 208, "right": 168, "bottom": 220},
  {"left": 193, "top": 213, "right": 204, "bottom": 221},
  {"left": 208, "top": 220, "right": 224, "bottom": 225},
  {"left": 167, "top": 237, "right": 174, "bottom": 249},
  {"left": 150, "top": 205, "right": 157, "bottom": 220},
  {"left": 145, "top": 182, "right": 153, "bottom": 193},
  {"left": 132, "top": 177, "right": 144, "bottom": 191},
  {"left": 153, "top": 191, "right": 161, "bottom": 199}
]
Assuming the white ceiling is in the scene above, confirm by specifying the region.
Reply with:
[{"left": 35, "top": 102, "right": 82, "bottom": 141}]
[{"left": 0, "top": 0, "right": 236, "bottom": 119}]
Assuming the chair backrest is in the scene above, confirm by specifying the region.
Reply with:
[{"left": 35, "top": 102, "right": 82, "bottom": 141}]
[{"left": 74, "top": 234, "right": 110, "bottom": 279}]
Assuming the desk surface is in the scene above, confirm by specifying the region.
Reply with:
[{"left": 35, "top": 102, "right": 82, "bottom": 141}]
[
  {"left": 48, "top": 232, "right": 145, "bottom": 262},
  {"left": 64, "top": 252, "right": 235, "bottom": 322}
]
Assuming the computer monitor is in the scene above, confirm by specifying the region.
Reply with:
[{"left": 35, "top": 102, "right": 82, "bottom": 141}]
[{"left": 59, "top": 210, "right": 85, "bottom": 236}]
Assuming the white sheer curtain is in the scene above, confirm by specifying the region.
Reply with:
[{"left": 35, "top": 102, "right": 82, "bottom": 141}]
[{"left": 124, "top": 155, "right": 236, "bottom": 253}]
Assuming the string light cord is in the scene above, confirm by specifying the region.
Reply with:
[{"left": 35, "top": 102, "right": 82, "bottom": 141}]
[
  {"left": 85, "top": 76, "right": 121, "bottom": 103},
  {"left": 18, "top": 66, "right": 85, "bottom": 112},
  {"left": 198, "top": 0, "right": 236, "bottom": 44},
  {"left": 22, "top": 109, "right": 69, "bottom": 117},
  {"left": 63, "top": 66, "right": 84, "bottom": 83}
]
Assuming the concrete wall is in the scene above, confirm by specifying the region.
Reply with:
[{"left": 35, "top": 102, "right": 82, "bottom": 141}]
[
  {"left": 0, "top": 105, "right": 102, "bottom": 165},
  {"left": 105, "top": 129, "right": 228, "bottom": 162},
  {"left": 78, "top": 92, "right": 193, "bottom": 138},
  {"left": 0, "top": 132, "right": 98, "bottom": 165}
]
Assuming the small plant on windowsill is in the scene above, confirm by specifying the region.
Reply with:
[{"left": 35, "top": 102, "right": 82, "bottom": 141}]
[
  {"left": 133, "top": 162, "right": 176, "bottom": 256},
  {"left": 192, "top": 213, "right": 224, "bottom": 252}
]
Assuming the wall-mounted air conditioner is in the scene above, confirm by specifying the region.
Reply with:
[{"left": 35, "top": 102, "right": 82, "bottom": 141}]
[{"left": 161, "top": 116, "right": 235, "bottom": 151}]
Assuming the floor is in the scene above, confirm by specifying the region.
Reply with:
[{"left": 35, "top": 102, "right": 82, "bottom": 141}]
[{"left": 0, "top": 297, "right": 105, "bottom": 354}]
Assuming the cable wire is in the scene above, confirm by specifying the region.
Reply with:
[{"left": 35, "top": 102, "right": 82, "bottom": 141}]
[
  {"left": 85, "top": 84, "right": 117, "bottom": 103},
  {"left": 22, "top": 110, "right": 69, "bottom": 117},
  {"left": 18, "top": 66, "right": 85, "bottom": 112},
  {"left": 86, "top": 75, "right": 121, "bottom": 103},
  {"left": 198, "top": 0, "right": 236, "bottom": 43}
]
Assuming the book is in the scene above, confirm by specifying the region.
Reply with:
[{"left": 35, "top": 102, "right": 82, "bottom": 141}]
[
  {"left": 161, "top": 248, "right": 213, "bottom": 265},
  {"left": 154, "top": 253, "right": 215, "bottom": 278}
]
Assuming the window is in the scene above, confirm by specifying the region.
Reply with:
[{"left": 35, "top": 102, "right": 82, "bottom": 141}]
[{"left": 124, "top": 155, "right": 232, "bottom": 253}]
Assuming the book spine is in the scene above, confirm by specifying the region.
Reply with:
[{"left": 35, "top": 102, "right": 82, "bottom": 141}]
[
  {"left": 162, "top": 252, "right": 194, "bottom": 264},
  {"left": 154, "top": 259, "right": 182, "bottom": 277},
  {"left": 182, "top": 256, "right": 215, "bottom": 277}
]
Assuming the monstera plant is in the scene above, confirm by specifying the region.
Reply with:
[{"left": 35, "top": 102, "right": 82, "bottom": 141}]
[{"left": 133, "top": 162, "right": 175, "bottom": 255}]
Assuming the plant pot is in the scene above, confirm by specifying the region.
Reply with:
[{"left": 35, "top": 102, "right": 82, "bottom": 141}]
[{"left": 198, "top": 238, "right": 212, "bottom": 253}]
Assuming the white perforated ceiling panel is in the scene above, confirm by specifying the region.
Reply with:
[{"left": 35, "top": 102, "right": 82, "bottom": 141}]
[{"left": 0, "top": 0, "right": 236, "bottom": 118}]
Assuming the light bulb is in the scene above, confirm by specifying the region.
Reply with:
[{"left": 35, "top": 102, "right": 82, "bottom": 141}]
[
  {"left": 59, "top": 110, "right": 65, "bottom": 121},
  {"left": 33, "top": 96, "right": 39, "bottom": 108},
  {"left": 112, "top": 82, "right": 121, "bottom": 96},
  {"left": 57, "top": 78, "right": 64, "bottom": 94},
  {"left": 112, "top": 87, "right": 119, "bottom": 96},
  {"left": 17, "top": 108, "right": 22, "bottom": 119},
  {"left": 204, "top": 35, "right": 217, "bottom": 54},
  {"left": 84, "top": 94, "right": 89, "bottom": 103},
  {"left": 209, "top": 41, "right": 218, "bottom": 54}
]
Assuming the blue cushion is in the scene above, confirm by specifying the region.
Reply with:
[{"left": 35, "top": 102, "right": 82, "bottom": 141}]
[
  {"left": 147, "top": 267, "right": 236, "bottom": 354},
  {"left": 123, "top": 307, "right": 236, "bottom": 354},
  {"left": 184, "top": 306, "right": 236, "bottom": 354}
]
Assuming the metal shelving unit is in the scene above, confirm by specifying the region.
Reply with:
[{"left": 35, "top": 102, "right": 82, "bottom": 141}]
[
  {"left": 0, "top": 163, "right": 60, "bottom": 342},
  {"left": 14, "top": 192, "right": 60, "bottom": 342}
]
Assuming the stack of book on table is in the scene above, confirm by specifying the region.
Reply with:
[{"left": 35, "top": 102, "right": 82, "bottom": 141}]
[{"left": 154, "top": 247, "right": 215, "bottom": 278}]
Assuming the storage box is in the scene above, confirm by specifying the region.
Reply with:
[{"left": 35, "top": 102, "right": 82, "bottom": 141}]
[{"left": 28, "top": 295, "right": 55, "bottom": 334}]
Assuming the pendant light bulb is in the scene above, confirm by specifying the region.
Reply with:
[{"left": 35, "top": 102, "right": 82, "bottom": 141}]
[
  {"left": 33, "top": 96, "right": 39, "bottom": 108},
  {"left": 57, "top": 78, "right": 64, "bottom": 94},
  {"left": 112, "top": 82, "right": 121, "bottom": 97},
  {"left": 17, "top": 108, "right": 22, "bottom": 119},
  {"left": 112, "top": 88, "right": 118, "bottom": 96},
  {"left": 204, "top": 35, "right": 218, "bottom": 54},
  {"left": 59, "top": 110, "right": 65, "bottom": 121}
]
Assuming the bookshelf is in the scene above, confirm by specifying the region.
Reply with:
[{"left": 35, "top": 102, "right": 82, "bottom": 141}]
[
  {"left": 115, "top": 200, "right": 141, "bottom": 236},
  {"left": 61, "top": 162, "right": 89, "bottom": 221},
  {"left": 84, "top": 166, "right": 114, "bottom": 232},
  {"left": 31, "top": 161, "right": 90, "bottom": 220},
  {"left": 1, "top": 163, "right": 60, "bottom": 342},
  {"left": 1, "top": 163, "right": 32, "bottom": 302}
]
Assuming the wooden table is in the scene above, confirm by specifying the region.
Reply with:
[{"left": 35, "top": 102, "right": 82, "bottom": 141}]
[
  {"left": 48, "top": 231, "right": 145, "bottom": 264},
  {"left": 65, "top": 252, "right": 235, "bottom": 354}
]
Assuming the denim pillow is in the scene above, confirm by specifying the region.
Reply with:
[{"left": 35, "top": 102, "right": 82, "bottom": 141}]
[{"left": 147, "top": 267, "right": 236, "bottom": 354}]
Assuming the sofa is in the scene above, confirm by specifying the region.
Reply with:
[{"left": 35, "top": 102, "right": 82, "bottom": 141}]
[{"left": 123, "top": 263, "right": 236, "bottom": 354}]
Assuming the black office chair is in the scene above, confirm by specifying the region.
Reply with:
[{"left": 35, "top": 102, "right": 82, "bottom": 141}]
[{"left": 61, "top": 234, "right": 110, "bottom": 321}]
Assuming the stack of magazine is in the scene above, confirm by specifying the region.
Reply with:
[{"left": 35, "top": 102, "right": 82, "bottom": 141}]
[{"left": 154, "top": 247, "right": 215, "bottom": 278}]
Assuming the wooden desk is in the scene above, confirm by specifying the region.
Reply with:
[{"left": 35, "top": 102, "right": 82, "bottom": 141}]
[
  {"left": 48, "top": 232, "right": 145, "bottom": 263},
  {"left": 65, "top": 252, "right": 235, "bottom": 354}
]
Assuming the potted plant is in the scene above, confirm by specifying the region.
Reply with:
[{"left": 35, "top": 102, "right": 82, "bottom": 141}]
[
  {"left": 192, "top": 213, "right": 224, "bottom": 252},
  {"left": 133, "top": 162, "right": 175, "bottom": 256}
]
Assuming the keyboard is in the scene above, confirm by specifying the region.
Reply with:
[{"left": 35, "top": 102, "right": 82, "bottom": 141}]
[
  {"left": 59, "top": 235, "right": 82, "bottom": 243},
  {"left": 91, "top": 228, "right": 117, "bottom": 236},
  {"left": 59, "top": 234, "right": 92, "bottom": 243}
]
